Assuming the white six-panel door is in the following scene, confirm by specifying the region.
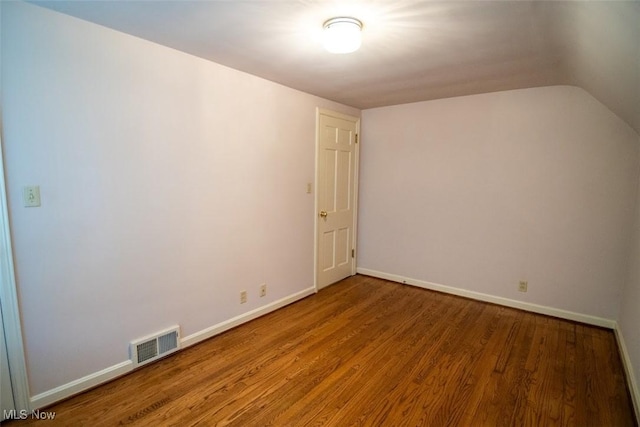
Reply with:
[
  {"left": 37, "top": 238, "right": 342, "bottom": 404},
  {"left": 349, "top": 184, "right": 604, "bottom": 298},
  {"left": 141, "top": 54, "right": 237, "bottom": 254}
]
[{"left": 316, "top": 110, "right": 359, "bottom": 289}]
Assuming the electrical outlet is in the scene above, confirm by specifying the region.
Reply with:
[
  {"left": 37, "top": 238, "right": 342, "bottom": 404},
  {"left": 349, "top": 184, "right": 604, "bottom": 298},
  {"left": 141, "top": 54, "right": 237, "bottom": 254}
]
[
  {"left": 518, "top": 280, "right": 528, "bottom": 292},
  {"left": 240, "top": 290, "right": 247, "bottom": 304},
  {"left": 259, "top": 284, "right": 267, "bottom": 297}
]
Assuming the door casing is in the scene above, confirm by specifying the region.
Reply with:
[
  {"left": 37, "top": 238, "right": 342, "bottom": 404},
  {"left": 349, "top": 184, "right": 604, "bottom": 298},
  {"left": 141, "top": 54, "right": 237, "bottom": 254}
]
[{"left": 0, "top": 135, "right": 31, "bottom": 414}]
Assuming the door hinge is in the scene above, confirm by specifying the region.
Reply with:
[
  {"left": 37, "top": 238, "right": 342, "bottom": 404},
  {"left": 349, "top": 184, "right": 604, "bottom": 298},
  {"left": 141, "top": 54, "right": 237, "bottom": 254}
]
[
  {"left": 355, "top": 134, "right": 359, "bottom": 144},
  {"left": 351, "top": 249, "right": 355, "bottom": 258}
]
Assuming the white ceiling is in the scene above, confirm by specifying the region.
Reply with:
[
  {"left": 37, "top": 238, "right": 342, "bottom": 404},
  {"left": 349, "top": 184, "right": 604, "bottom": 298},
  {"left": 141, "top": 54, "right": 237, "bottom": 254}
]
[{"left": 31, "top": 1, "right": 640, "bottom": 134}]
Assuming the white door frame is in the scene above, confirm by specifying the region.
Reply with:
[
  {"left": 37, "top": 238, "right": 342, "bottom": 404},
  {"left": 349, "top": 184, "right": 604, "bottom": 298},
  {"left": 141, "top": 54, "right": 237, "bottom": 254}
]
[
  {"left": 0, "top": 135, "right": 31, "bottom": 411},
  {"left": 313, "top": 108, "right": 360, "bottom": 291}
]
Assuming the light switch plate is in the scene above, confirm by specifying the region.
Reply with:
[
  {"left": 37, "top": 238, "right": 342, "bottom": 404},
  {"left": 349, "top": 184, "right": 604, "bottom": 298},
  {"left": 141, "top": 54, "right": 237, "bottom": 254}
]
[{"left": 23, "top": 186, "right": 41, "bottom": 207}]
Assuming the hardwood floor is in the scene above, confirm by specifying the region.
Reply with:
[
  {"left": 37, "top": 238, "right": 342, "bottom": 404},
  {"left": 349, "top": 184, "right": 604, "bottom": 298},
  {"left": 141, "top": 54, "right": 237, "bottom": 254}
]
[{"left": 4, "top": 275, "right": 636, "bottom": 426}]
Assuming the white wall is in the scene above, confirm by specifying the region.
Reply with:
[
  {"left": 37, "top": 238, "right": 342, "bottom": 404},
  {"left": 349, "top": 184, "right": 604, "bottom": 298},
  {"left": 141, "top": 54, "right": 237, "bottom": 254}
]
[
  {"left": 359, "top": 86, "right": 639, "bottom": 320},
  {"left": 1, "top": 2, "right": 359, "bottom": 397},
  {"left": 619, "top": 160, "right": 640, "bottom": 416}
]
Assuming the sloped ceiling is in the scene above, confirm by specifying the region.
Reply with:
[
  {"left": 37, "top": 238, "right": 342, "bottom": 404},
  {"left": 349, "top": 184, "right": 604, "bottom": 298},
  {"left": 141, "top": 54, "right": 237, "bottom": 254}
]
[{"left": 31, "top": 1, "right": 640, "bottom": 133}]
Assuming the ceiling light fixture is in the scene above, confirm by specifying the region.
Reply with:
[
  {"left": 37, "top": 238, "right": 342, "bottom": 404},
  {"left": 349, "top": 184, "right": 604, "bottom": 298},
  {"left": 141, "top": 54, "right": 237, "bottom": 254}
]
[{"left": 323, "top": 17, "right": 363, "bottom": 54}]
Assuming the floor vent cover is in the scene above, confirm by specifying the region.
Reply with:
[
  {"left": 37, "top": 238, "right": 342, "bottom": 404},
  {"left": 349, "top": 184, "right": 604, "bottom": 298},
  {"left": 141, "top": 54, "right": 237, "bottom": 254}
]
[{"left": 130, "top": 326, "right": 180, "bottom": 367}]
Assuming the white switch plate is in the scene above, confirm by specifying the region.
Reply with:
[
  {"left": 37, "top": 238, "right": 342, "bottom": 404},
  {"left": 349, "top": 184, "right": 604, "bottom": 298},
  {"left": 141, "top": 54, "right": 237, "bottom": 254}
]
[
  {"left": 23, "top": 186, "right": 41, "bottom": 207},
  {"left": 306, "top": 183, "right": 312, "bottom": 194}
]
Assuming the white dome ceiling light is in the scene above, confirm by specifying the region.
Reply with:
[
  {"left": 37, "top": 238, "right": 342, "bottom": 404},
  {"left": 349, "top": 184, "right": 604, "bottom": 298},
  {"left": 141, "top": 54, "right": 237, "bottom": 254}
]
[{"left": 323, "top": 17, "right": 363, "bottom": 54}]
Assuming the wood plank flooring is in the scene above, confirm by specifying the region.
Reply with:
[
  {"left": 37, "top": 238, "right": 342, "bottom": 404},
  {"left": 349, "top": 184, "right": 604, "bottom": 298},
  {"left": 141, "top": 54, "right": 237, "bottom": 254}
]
[{"left": 4, "top": 275, "right": 636, "bottom": 426}]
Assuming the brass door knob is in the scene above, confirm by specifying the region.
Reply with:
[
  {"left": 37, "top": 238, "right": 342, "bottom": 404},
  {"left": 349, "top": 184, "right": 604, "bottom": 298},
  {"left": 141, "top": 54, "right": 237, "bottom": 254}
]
[{"left": 319, "top": 210, "right": 328, "bottom": 218}]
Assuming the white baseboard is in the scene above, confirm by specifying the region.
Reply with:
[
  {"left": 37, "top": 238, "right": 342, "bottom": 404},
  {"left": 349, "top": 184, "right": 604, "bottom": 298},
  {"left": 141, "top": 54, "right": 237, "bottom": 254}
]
[
  {"left": 614, "top": 324, "right": 640, "bottom": 422},
  {"left": 356, "top": 268, "right": 616, "bottom": 329},
  {"left": 31, "top": 360, "right": 133, "bottom": 409},
  {"left": 181, "top": 287, "right": 316, "bottom": 348},
  {"left": 29, "top": 286, "right": 316, "bottom": 409}
]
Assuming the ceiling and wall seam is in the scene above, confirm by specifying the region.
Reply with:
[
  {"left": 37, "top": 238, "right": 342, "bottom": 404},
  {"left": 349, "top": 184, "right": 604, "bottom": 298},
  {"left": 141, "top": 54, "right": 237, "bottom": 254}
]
[{"left": 25, "top": 1, "right": 639, "bottom": 134}]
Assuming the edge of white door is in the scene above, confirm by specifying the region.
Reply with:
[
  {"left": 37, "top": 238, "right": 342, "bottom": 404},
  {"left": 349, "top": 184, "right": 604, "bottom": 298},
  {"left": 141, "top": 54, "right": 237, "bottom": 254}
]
[
  {"left": 314, "top": 108, "right": 360, "bottom": 291},
  {"left": 0, "top": 135, "right": 32, "bottom": 414}
]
